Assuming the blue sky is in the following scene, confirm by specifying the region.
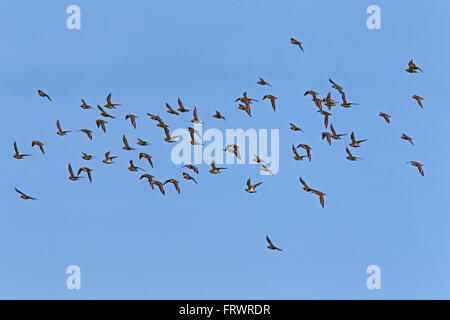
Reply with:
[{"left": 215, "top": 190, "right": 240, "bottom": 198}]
[{"left": 1, "top": 0, "right": 449, "bottom": 299}]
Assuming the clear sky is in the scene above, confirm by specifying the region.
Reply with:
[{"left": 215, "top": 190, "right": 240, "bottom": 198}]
[{"left": 1, "top": 0, "right": 449, "bottom": 299}]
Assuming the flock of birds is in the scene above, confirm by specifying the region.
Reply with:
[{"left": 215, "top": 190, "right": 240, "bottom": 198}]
[{"left": 11, "top": 38, "right": 426, "bottom": 252}]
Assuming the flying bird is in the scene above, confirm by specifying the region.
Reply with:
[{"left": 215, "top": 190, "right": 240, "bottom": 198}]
[
  {"left": 68, "top": 163, "right": 82, "bottom": 181},
  {"left": 263, "top": 95, "right": 277, "bottom": 111},
  {"left": 407, "top": 161, "right": 424, "bottom": 176},
  {"left": 163, "top": 126, "right": 180, "bottom": 143},
  {"left": 165, "top": 103, "right": 180, "bottom": 115},
  {"left": 56, "top": 120, "right": 71, "bottom": 136},
  {"left": 37, "top": 90, "right": 51, "bottom": 101},
  {"left": 245, "top": 178, "right": 262, "bottom": 193},
  {"left": 125, "top": 114, "right": 138, "bottom": 128},
  {"left": 318, "top": 110, "right": 332, "bottom": 128},
  {"left": 102, "top": 151, "right": 117, "bottom": 164},
  {"left": 77, "top": 167, "right": 93, "bottom": 183},
  {"left": 182, "top": 172, "right": 198, "bottom": 185},
  {"left": 260, "top": 165, "right": 274, "bottom": 175},
  {"left": 14, "top": 187, "right": 36, "bottom": 200},
  {"left": 177, "top": 98, "right": 190, "bottom": 112},
  {"left": 412, "top": 95, "right": 424, "bottom": 108},
  {"left": 31, "top": 140, "right": 45, "bottom": 154},
  {"left": 98, "top": 105, "right": 115, "bottom": 118},
  {"left": 183, "top": 164, "right": 199, "bottom": 174},
  {"left": 104, "top": 93, "right": 121, "bottom": 109},
  {"left": 289, "top": 123, "right": 304, "bottom": 132},
  {"left": 96, "top": 119, "right": 108, "bottom": 133},
  {"left": 297, "top": 144, "right": 312, "bottom": 161},
  {"left": 238, "top": 103, "right": 252, "bottom": 117},
  {"left": 128, "top": 160, "right": 144, "bottom": 172},
  {"left": 191, "top": 107, "right": 203, "bottom": 124},
  {"left": 405, "top": 59, "right": 423, "bottom": 73},
  {"left": 137, "top": 138, "right": 149, "bottom": 146},
  {"left": 401, "top": 134, "right": 414, "bottom": 145},
  {"left": 81, "top": 152, "right": 94, "bottom": 160},
  {"left": 79, "top": 129, "right": 93, "bottom": 140},
  {"left": 379, "top": 112, "right": 391, "bottom": 123},
  {"left": 349, "top": 132, "right": 367, "bottom": 147},
  {"left": 257, "top": 77, "right": 272, "bottom": 87},
  {"left": 80, "top": 99, "right": 93, "bottom": 109},
  {"left": 139, "top": 153, "right": 154, "bottom": 168},
  {"left": 209, "top": 160, "right": 227, "bottom": 174},
  {"left": 140, "top": 174, "right": 155, "bottom": 189},
  {"left": 292, "top": 145, "right": 307, "bottom": 161},
  {"left": 299, "top": 176, "right": 313, "bottom": 192},
  {"left": 321, "top": 131, "right": 332, "bottom": 146},
  {"left": 212, "top": 110, "right": 226, "bottom": 120},
  {"left": 13, "top": 142, "right": 31, "bottom": 159},
  {"left": 290, "top": 37, "right": 304, "bottom": 51},
  {"left": 266, "top": 235, "right": 283, "bottom": 251},
  {"left": 253, "top": 155, "right": 265, "bottom": 163},
  {"left": 345, "top": 147, "right": 362, "bottom": 161},
  {"left": 164, "top": 179, "right": 181, "bottom": 194},
  {"left": 224, "top": 144, "right": 241, "bottom": 160},
  {"left": 122, "top": 135, "right": 135, "bottom": 151}
]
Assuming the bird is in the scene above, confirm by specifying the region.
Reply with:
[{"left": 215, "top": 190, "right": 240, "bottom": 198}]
[
  {"left": 289, "top": 123, "right": 304, "bottom": 132},
  {"left": 405, "top": 59, "right": 423, "bottom": 73},
  {"left": 81, "top": 152, "right": 94, "bottom": 160},
  {"left": 304, "top": 90, "right": 319, "bottom": 100},
  {"left": 323, "top": 92, "right": 337, "bottom": 110},
  {"left": 102, "top": 151, "right": 117, "bottom": 164},
  {"left": 68, "top": 163, "right": 82, "bottom": 181},
  {"left": 318, "top": 110, "right": 332, "bottom": 128},
  {"left": 212, "top": 110, "right": 226, "bottom": 120},
  {"left": 189, "top": 130, "right": 202, "bottom": 145},
  {"left": 253, "top": 155, "right": 265, "bottom": 163},
  {"left": 137, "top": 138, "right": 150, "bottom": 146},
  {"left": 191, "top": 107, "right": 203, "bottom": 124},
  {"left": 412, "top": 95, "right": 424, "bottom": 108},
  {"left": 209, "top": 160, "right": 227, "bottom": 174},
  {"left": 312, "top": 189, "right": 326, "bottom": 208},
  {"left": 188, "top": 127, "right": 202, "bottom": 139},
  {"left": 14, "top": 187, "right": 36, "bottom": 200},
  {"left": 139, "top": 153, "right": 154, "bottom": 168},
  {"left": 183, "top": 164, "right": 199, "bottom": 174},
  {"left": 177, "top": 98, "right": 190, "bottom": 112},
  {"left": 165, "top": 103, "right": 180, "bottom": 115},
  {"left": 401, "top": 134, "right": 414, "bottom": 145},
  {"left": 263, "top": 95, "right": 277, "bottom": 111},
  {"left": 297, "top": 144, "right": 312, "bottom": 161},
  {"left": 13, "top": 141, "right": 31, "bottom": 159},
  {"left": 330, "top": 124, "right": 347, "bottom": 140},
  {"left": 153, "top": 181, "right": 166, "bottom": 195},
  {"left": 77, "top": 167, "right": 93, "bottom": 183},
  {"left": 97, "top": 105, "right": 115, "bottom": 118},
  {"left": 104, "top": 92, "right": 121, "bottom": 109},
  {"left": 292, "top": 145, "right": 307, "bottom": 161},
  {"left": 125, "top": 114, "right": 138, "bottom": 128},
  {"left": 257, "top": 77, "right": 272, "bottom": 87},
  {"left": 349, "top": 132, "right": 367, "bottom": 147},
  {"left": 164, "top": 179, "right": 181, "bottom": 194},
  {"left": 379, "top": 112, "right": 391, "bottom": 123},
  {"left": 31, "top": 140, "right": 45, "bottom": 154},
  {"left": 80, "top": 99, "right": 93, "bottom": 109},
  {"left": 224, "top": 144, "right": 241, "bottom": 160},
  {"left": 299, "top": 176, "right": 313, "bottom": 192},
  {"left": 96, "top": 119, "right": 108, "bottom": 133},
  {"left": 266, "top": 235, "right": 282, "bottom": 251},
  {"left": 260, "top": 165, "right": 274, "bottom": 175},
  {"left": 56, "top": 120, "right": 71, "bottom": 136},
  {"left": 147, "top": 113, "right": 162, "bottom": 122},
  {"left": 329, "top": 79, "right": 344, "bottom": 95},
  {"left": 407, "top": 161, "right": 424, "bottom": 176},
  {"left": 340, "top": 95, "right": 359, "bottom": 108},
  {"left": 238, "top": 103, "right": 252, "bottom": 117},
  {"left": 321, "top": 131, "right": 332, "bottom": 146},
  {"left": 290, "top": 37, "right": 304, "bottom": 51},
  {"left": 245, "top": 178, "right": 262, "bottom": 193},
  {"left": 128, "top": 160, "right": 144, "bottom": 172},
  {"left": 79, "top": 129, "right": 93, "bottom": 140},
  {"left": 235, "top": 91, "right": 258, "bottom": 105},
  {"left": 345, "top": 147, "right": 362, "bottom": 161},
  {"left": 37, "top": 90, "right": 51, "bottom": 101},
  {"left": 163, "top": 126, "right": 180, "bottom": 143},
  {"left": 140, "top": 174, "right": 155, "bottom": 189},
  {"left": 182, "top": 172, "right": 198, "bottom": 185},
  {"left": 122, "top": 135, "right": 135, "bottom": 151}
]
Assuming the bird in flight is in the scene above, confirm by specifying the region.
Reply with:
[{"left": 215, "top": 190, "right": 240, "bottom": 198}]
[
  {"left": 297, "top": 144, "right": 312, "bottom": 162},
  {"left": 96, "top": 119, "right": 108, "bottom": 133},
  {"left": 77, "top": 167, "right": 93, "bottom": 183},
  {"left": 401, "top": 134, "right": 414, "bottom": 145},
  {"left": 405, "top": 59, "right": 423, "bottom": 73},
  {"left": 68, "top": 163, "right": 82, "bottom": 181},
  {"left": 238, "top": 103, "right": 252, "bottom": 118},
  {"left": 209, "top": 160, "right": 227, "bottom": 174},
  {"left": 163, "top": 126, "right": 180, "bottom": 143},
  {"left": 104, "top": 93, "right": 121, "bottom": 109},
  {"left": 56, "top": 120, "right": 71, "bottom": 136},
  {"left": 128, "top": 160, "right": 144, "bottom": 172},
  {"left": 379, "top": 112, "right": 391, "bottom": 123},
  {"left": 137, "top": 138, "right": 149, "bottom": 146},
  {"left": 299, "top": 176, "right": 313, "bottom": 192},
  {"left": 139, "top": 153, "right": 154, "bottom": 168},
  {"left": 292, "top": 145, "right": 307, "bottom": 161},
  {"left": 212, "top": 110, "right": 226, "bottom": 120},
  {"left": 125, "top": 114, "right": 138, "bottom": 128},
  {"left": 37, "top": 90, "right": 51, "bottom": 101},
  {"left": 153, "top": 181, "right": 166, "bottom": 195},
  {"left": 140, "top": 174, "right": 155, "bottom": 189},
  {"left": 98, "top": 105, "right": 115, "bottom": 118},
  {"left": 31, "top": 140, "right": 45, "bottom": 154},
  {"left": 312, "top": 189, "right": 326, "bottom": 208},
  {"left": 164, "top": 179, "right": 181, "bottom": 194},
  {"left": 323, "top": 92, "right": 337, "bottom": 110},
  {"left": 346, "top": 147, "right": 362, "bottom": 161},
  {"left": 290, "top": 37, "right": 304, "bottom": 52},
  {"left": 349, "top": 132, "right": 367, "bottom": 148},
  {"left": 80, "top": 99, "right": 93, "bottom": 109},
  {"left": 79, "top": 129, "right": 93, "bottom": 140},
  {"left": 260, "top": 165, "right": 274, "bottom": 175},
  {"left": 407, "top": 161, "right": 424, "bottom": 176},
  {"left": 263, "top": 95, "right": 277, "bottom": 111},
  {"left": 81, "top": 152, "right": 94, "bottom": 161},
  {"left": 166, "top": 103, "right": 180, "bottom": 115},
  {"left": 183, "top": 164, "right": 199, "bottom": 174},
  {"left": 183, "top": 172, "right": 198, "bottom": 185},
  {"left": 289, "top": 123, "right": 304, "bottom": 132},
  {"left": 14, "top": 187, "right": 36, "bottom": 200},
  {"left": 245, "top": 178, "right": 262, "bottom": 193},
  {"left": 102, "top": 151, "right": 117, "bottom": 164},
  {"left": 177, "top": 98, "right": 190, "bottom": 113},
  {"left": 318, "top": 110, "right": 332, "bottom": 128},
  {"left": 257, "top": 77, "right": 272, "bottom": 87},
  {"left": 329, "top": 79, "right": 344, "bottom": 96},
  {"left": 13, "top": 142, "right": 31, "bottom": 159},
  {"left": 253, "top": 155, "right": 265, "bottom": 163},
  {"left": 266, "top": 235, "right": 283, "bottom": 251},
  {"left": 122, "top": 135, "right": 135, "bottom": 151},
  {"left": 191, "top": 107, "right": 204, "bottom": 124},
  {"left": 412, "top": 95, "right": 424, "bottom": 108},
  {"left": 321, "top": 131, "right": 332, "bottom": 146},
  {"left": 224, "top": 144, "right": 241, "bottom": 160}
]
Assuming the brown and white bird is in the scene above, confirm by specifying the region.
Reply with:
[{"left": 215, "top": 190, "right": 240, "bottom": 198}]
[
  {"left": 297, "top": 144, "right": 312, "bottom": 161},
  {"left": 79, "top": 129, "right": 93, "bottom": 140},
  {"left": 257, "top": 77, "right": 272, "bottom": 87},
  {"left": 245, "top": 178, "right": 262, "bottom": 193},
  {"left": 125, "top": 114, "right": 138, "bottom": 128},
  {"left": 290, "top": 37, "right": 304, "bottom": 51},
  {"left": 407, "top": 161, "right": 424, "bottom": 176},
  {"left": 379, "top": 112, "right": 391, "bottom": 123},
  {"left": 81, "top": 152, "right": 94, "bottom": 161},
  {"left": 122, "top": 135, "right": 134, "bottom": 151},
  {"left": 96, "top": 119, "right": 108, "bottom": 133},
  {"left": 80, "top": 99, "right": 92, "bottom": 109},
  {"left": 166, "top": 103, "right": 180, "bottom": 115},
  {"left": 321, "top": 131, "right": 332, "bottom": 146},
  {"left": 104, "top": 92, "right": 121, "bottom": 109},
  {"left": 224, "top": 144, "right": 241, "bottom": 160},
  {"left": 212, "top": 110, "right": 226, "bottom": 120},
  {"left": 299, "top": 176, "right": 313, "bottom": 192},
  {"left": 77, "top": 167, "right": 93, "bottom": 183},
  {"left": 13, "top": 141, "right": 31, "bottom": 159},
  {"left": 128, "top": 160, "right": 144, "bottom": 172},
  {"left": 31, "top": 140, "right": 45, "bottom": 154},
  {"left": 260, "top": 165, "right": 274, "bottom": 175},
  {"left": 290, "top": 123, "right": 304, "bottom": 132},
  {"left": 253, "top": 155, "right": 265, "bottom": 163},
  {"left": 401, "top": 134, "right": 414, "bottom": 145},
  {"left": 312, "top": 189, "right": 326, "bottom": 208},
  {"left": 56, "top": 120, "right": 71, "bottom": 136},
  {"left": 98, "top": 105, "right": 115, "bottom": 118},
  {"left": 177, "top": 98, "right": 190, "bottom": 112},
  {"left": 137, "top": 138, "right": 150, "bottom": 146},
  {"left": 139, "top": 153, "right": 154, "bottom": 168},
  {"left": 345, "top": 147, "right": 362, "bottom": 161},
  {"left": 191, "top": 107, "right": 203, "bottom": 124},
  {"left": 209, "top": 160, "right": 227, "bottom": 174},
  {"left": 238, "top": 103, "right": 252, "bottom": 117},
  {"left": 37, "top": 90, "right": 51, "bottom": 101},
  {"left": 266, "top": 235, "right": 283, "bottom": 251},
  {"left": 182, "top": 172, "right": 198, "bottom": 185},
  {"left": 183, "top": 164, "right": 199, "bottom": 174},
  {"left": 14, "top": 187, "right": 36, "bottom": 200},
  {"left": 153, "top": 181, "right": 166, "bottom": 195},
  {"left": 68, "top": 163, "right": 82, "bottom": 181},
  {"left": 405, "top": 59, "right": 423, "bottom": 73},
  {"left": 263, "top": 95, "right": 277, "bottom": 111},
  {"left": 318, "top": 110, "right": 332, "bottom": 128},
  {"left": 102, "top": 151, "right": 117, "bottom": 164},
  {"left": 140, "top": 174, "right": 155, "bottom": 189},
  {"left": 349, "top": 132, "right": 367, "bottom": 147},
  {"left": 412, "top": 95, "right": 424, "bottom": 108},
  {"left": 292, "top": 145, "right": 307, "bottom": 161},
  {"left": 164, "top": 179, "right": 181, "bottom": 194}
]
